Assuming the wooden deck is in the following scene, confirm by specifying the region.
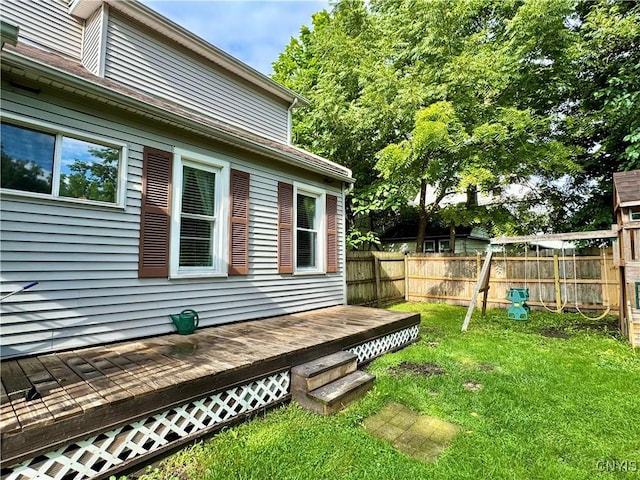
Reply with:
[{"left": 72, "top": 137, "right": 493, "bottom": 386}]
[{"left": 0, "top": 305, "right": 419, "bottom": 479}]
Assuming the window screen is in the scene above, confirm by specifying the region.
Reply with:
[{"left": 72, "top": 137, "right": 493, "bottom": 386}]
[{"left": 179, "top": 166, "right": 216, "bottom": 267}]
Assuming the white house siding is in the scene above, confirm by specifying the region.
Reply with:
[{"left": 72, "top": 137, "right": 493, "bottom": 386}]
[
  {"left": 103, "top": 13, "right": 290, "bottom": 143},
  {"left": 0, "top": 88, "right": 345, "bottom": 359},
  {"left": 458, "top": 238, "right": 489, "bottom": 254},
  {"left": 1, "top": 0, "right": 83, "bottom": 59},
  {"left": 81, "top": 5, "right": 105, "bottom": 75},
  {"left": 383, "top": 238, "right": 489, "bottom": 254}
]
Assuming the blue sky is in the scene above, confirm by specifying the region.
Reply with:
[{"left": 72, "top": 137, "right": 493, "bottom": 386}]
[{"left": 140, "top": 1, "right": 329, "bottom": 75}]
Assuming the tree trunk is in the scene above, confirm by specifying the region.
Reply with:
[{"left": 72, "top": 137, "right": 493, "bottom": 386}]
[
  {"left": 449, "top": 221, "right": 456, "bottom": 254},
  {"left": 466, "top": 186, "right": 478, "bottom": 207},
  {"left": 416, "top": 178, "right": 427, "bottom": 253}
]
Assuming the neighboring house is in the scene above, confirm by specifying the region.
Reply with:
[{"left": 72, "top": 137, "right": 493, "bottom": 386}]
[
  {"left": 0, "top": 0, "right": 354, "bottom": 358},
  {"left": 381, "top": 222, "right": 490, "bottom": 254},
  {"left": 613, "top": 170, "right": 640, "bottom": 347}
]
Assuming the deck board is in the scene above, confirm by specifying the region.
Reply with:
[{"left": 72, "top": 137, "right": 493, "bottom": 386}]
[
  {"left": 80, "top": 352, "right": 150, "bottom": 398},
  {"left": 0, "top": 394, "right": 20, "bottom": 434},
  {"left": 18, "top": 357, "right": 83, "bottom": 422},
  {"left": 38, "top": 354, "right": 106, "bottom": 411},
  {"left": 1, "top": 361, "right": 32, "bottom": 401},
  {"left": 60, "top": 352, "right": 134, "bottom": 404},
  {"left": 1, "top": 305, "right": 420, "bottom": 468}
]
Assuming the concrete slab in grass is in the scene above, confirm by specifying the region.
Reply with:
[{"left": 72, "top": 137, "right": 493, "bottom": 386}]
[{"left": 363, "top": 402, "right": 462, "bottom": 462}]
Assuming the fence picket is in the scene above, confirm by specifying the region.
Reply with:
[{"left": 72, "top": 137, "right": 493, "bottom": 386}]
[{"left": 346, "top": 250, "right": 619, "bottom": 313}]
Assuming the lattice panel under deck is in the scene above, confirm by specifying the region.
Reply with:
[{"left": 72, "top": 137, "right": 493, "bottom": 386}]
[
  {"left": 4, "top": 371, "right": 290, "bottom": 480},
  {"left": 347, "top": 325, "right": 420, "bottom": 364}
]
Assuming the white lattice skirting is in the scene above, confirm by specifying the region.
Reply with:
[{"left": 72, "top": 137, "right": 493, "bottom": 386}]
[
  {"left": 347, "top": 325, "right": 420, "bottom": 364},
  {"left": 4, "top": 325, "right": 418, "bottom": 480},
  {"left": 4, "top": 371, "right": 290, "bottom": 480}
]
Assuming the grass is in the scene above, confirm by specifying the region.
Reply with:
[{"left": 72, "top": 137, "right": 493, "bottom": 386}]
[{"left": 136, "top": 303, "right": 640, "bottom": 480}]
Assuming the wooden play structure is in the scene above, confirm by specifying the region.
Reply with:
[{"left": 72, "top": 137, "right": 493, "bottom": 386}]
[
  {"left": 461, "top": 230, "right": 617, "bottom": 331},
  {"left": 464, "top": 168, "right": 640, "bottom": 348},
  {"left": 613, "top": 170, "right": 640, "bottom": 347}
]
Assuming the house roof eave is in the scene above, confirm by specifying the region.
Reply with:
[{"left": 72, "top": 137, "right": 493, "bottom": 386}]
[{"left": 1, "top": 46, "right": 354, "bottom": 184}]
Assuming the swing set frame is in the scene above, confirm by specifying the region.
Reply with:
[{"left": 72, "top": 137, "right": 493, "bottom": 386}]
[{"left": 461, "top": 228, "right": 618, "bottom": 331}]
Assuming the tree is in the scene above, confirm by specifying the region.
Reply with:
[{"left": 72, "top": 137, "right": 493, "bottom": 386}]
[
  {"left": 546, "top": 0, "right": 640, "bottom": 232},
  {"left": 273, "top": 1, "right": 420, "bottom": 239},
  {"left": 59, "top": 146, "right": 119, "bottom": 203},
  {"left": 376, "top": 102, "right": 468, "bottom": 252},
  {"left": 0, "top": 149, "right": 51, "bottom": 194},
  {"left": 273, "top": 0, "right": 613, "bottom": 246}
]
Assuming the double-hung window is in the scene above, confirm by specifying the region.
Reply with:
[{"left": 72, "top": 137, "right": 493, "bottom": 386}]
[
  {"left": 170, "top": 148, "right": 229, "bottom": 277},
  {"left": 439, "top": 240, "right": 451, "bottom": 253},
  {"left": 294, "top": 183, "right": 325, "bottom": 273},
  {"left": 0, "top": 114, "right": 126, "bottom": 206}
]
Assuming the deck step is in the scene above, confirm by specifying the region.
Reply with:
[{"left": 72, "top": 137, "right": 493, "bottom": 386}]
[
  {"left": 304, "top": 370, "right": 375, "bottom": 415},
  {"left": 291, "top": 351, "right": 357, "bottom": 393}
]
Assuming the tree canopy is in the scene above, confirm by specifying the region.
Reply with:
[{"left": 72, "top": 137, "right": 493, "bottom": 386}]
[{"left": 273, "top": 0, "right": 640, "bottom": 248}]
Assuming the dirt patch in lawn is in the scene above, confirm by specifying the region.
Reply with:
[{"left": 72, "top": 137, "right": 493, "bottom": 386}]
[
  {"left": 390, "top": 362, "right": 445, "bottom": 377},
  {"left": 476, "top": 363, "right": 495, "bottom": 372},
  {"left": 539, "top": 318, "right": 620, "bottom": 340},
  {"left": 462, "top": 381, "right": 484, "bottom": 392},
  {"left": 569, "top": 318, "right": 619, "bottom": 334},
  {"left": 540, "top": 328, "right": 571, "bottom": 339}
]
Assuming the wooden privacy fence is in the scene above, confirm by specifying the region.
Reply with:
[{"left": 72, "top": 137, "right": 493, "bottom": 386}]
[
  {"left": 346, "top": 251, "right": 620, "bottom": 313},
  {"left": 346, "top": 252, "right": 405, "bottom": 306}
]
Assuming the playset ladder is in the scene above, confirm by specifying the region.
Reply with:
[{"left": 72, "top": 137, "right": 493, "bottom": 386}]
[{"left": 462, "top": 250, "right": 493, "bottom": 331}]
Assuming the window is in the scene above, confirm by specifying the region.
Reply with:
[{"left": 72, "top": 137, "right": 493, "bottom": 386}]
[
  {"left": 439, "top": 240, "right": 451, "bottom": 253},
  {"left": 424, "top": 240, "right": 436, "bottom": 253},
  {"left": 0, "top": 116, "right": 126, "bottom": 206},
  {"left": 631, "top": 208, "right": 640, "bottom": 221},
  {"left": 294, "top": 183, "right": 325, "bottom": 273},
  {"left": 170, "top": 148, "right": 229, "bottom": 277},
  {"left": 179, "top": 166, "right": 216, "bottom": 267}
]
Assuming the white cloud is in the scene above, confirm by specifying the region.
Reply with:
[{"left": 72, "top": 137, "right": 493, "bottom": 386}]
[{"left": 140, "top": 0, "right": 329, "bottom": 74}]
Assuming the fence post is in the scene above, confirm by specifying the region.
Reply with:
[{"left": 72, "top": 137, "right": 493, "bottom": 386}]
[
  {"left": 553, "top": 254, "right": 562, "bottom": 312},
  {"left": 476, "top": 252, "right": 481, "bottom": 306},
  {"left": 374, "top": 255, "right": 382, "bottom": 307},
  {"left": 600, "top": 254, "right": 607, "bottom": 309},
  {"left": 404, "top": 254, "right": 409, "bottom": 301}
]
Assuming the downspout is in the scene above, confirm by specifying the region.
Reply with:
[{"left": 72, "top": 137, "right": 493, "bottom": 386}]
[
  {"left": 287, "top": 97, "right": 298, "bottom": 145},
  {"left": 1, "top": 21, "right": 19, "bottom": 48},
  {"left": 342, "top": 180, "right": 354, "bottom": 305}
]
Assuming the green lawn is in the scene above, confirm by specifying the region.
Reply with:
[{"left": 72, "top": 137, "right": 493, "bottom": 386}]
[{"left": 137, "top": 303, "right": 639, "bottom": 480}]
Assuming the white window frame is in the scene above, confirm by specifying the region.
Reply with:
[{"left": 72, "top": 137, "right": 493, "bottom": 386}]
[
  {"left": 424, "top": 240, "right": 436, "bottom": 253},
  {"left": 170, "top": 148, "right": 230, "bottom": 278},
  {"left": 630, "top": 208, "right": 640, "bottom": 222},
  {"left": 293, "top": 182, "right": 326, "bottom": 274},
  {"left": 0, "top": 112, "right": 128, "bottom": 208},
  {"left": 439, "top": 240, "right": 451, "bottom": 253}
]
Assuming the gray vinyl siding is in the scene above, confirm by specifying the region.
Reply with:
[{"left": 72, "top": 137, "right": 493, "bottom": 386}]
[
  {"left": 81, "top": 5, "right": 104, "bottom": 75},
  {"left": 104, "top": 14, "right": 290, "bottom": 143},
  {"left": 1, "top": 0, "right": 83, "bottom": 59},
  {"left": 0, "top": 88, "right": 345, "bottom": 358},
  {"left": 460, "top": 238, "right": 490, "bottom": 254}
]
